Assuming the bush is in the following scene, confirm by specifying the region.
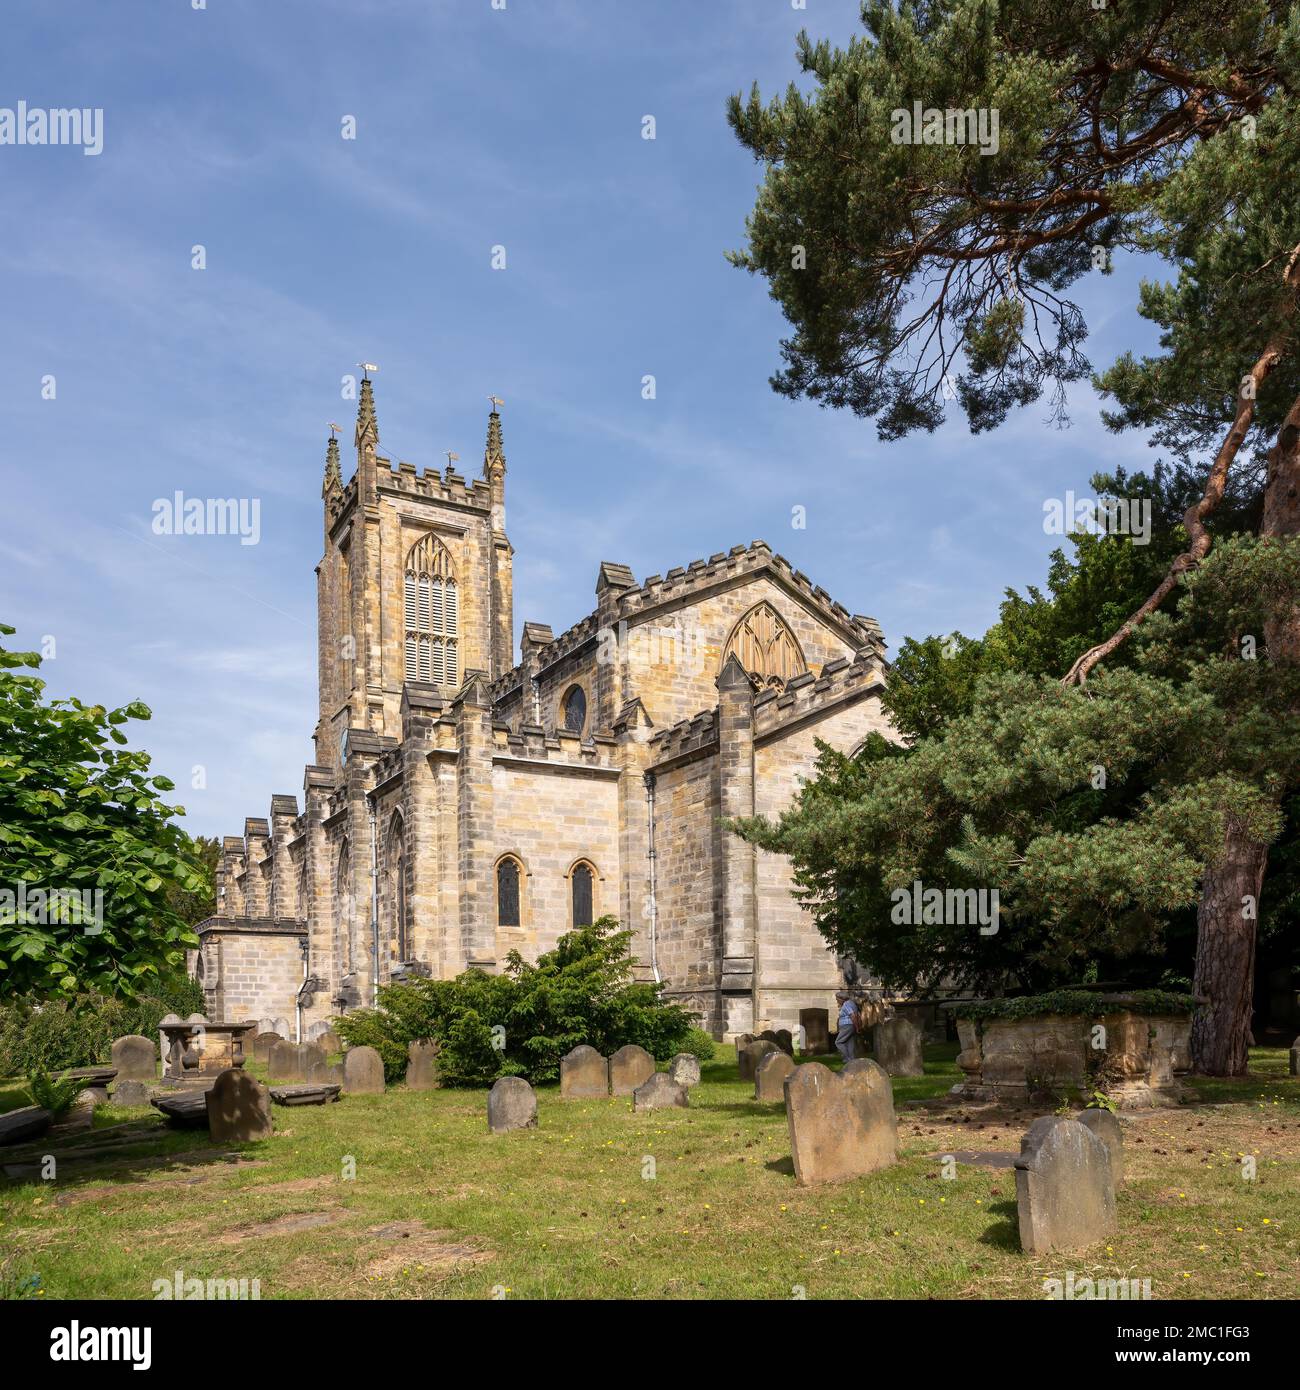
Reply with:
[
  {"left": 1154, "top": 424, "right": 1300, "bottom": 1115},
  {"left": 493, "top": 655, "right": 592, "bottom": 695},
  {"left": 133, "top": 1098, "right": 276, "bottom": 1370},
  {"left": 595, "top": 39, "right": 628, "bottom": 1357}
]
[
  {"left": 681, "top": 1027, "right": 716, "bottom": 1061},
  {"left": 0, "top": 973, "right": 202, "bottom": 1076},
  {"left": 25, "top": 1069, "right": 90, "bottom": 1118},
  {"left": 335, "top": 917, "right": 697, "bottom": 1087}
]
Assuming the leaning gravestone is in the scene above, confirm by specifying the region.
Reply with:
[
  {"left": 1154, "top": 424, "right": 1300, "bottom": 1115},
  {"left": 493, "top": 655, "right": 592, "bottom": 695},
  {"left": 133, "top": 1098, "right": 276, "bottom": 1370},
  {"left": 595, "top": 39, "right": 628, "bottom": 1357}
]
[
  {"left": 755, "top": 1049, "right": 796, "bottom": 1101},
  {"left": 342, "top": 1045, "right": 385, "bottom": 1095},
  {"left": 1014, "top": 1115, "right": 1116, "bottom": 1254},
  {"left": 738, "top": 1038, "right": 779, "bottom": 1082},
  {"left": 785, "top": 1058, "right": 897, "bottom": 1185},
  {"left": 111, "top": 1034, "right": 157, "bottom": 1082},
  {"left": 252, "top": 1031, "right": 282, "bottom": 1063},
  {"left": 1076, "top": 1108, "right": 1125, "bottom": 1187},
  {"left": 206, "top": 1067, "right": 273, "bottom": 1144},
  {"left": 561, "top": 1045, "right": 610, "bottom": 1099},
  {"left": 873, "top": 1016, "right": 925, "bottom": 1077},
  {"left": 633, "top": 1073, "right": 688, "bottom": 1112},
  {"left": 267, "top": 1040, "right": 328, "bottom": 1084},
  {"left": 406, "top": 1040, "right": 439, "bottom": 1091},
  {"left": 799, "top": 1008, "right": 830, "bottom": 1055},
  {"left": 488, "top": 1076, "right": 537, "bottom": 1133},
  {"left": 667, "top": 1053, "right": 701, "bottom": 1088},
  {"left": 608, "top": 1045, "right": 656, "bottom": 1096}
]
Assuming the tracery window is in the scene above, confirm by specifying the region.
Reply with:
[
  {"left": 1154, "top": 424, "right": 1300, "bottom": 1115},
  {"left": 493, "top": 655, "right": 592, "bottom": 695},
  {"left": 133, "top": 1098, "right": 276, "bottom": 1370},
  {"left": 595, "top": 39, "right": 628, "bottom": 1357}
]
[
  {"left": 403, "top": 533, "right": 458, "bottom": 686},
  {"left": 722, "top": 601, "right": 806, "bottom": 691},
  {"left": 562, "top": 684, "right": 587, "bottom": 734}
]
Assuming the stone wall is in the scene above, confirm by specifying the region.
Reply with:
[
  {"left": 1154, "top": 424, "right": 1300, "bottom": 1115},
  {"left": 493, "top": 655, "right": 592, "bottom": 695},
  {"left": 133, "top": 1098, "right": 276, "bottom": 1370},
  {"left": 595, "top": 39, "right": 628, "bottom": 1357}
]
[{"left": 196, "top": 920, "right": 305, "bottom": 1026}]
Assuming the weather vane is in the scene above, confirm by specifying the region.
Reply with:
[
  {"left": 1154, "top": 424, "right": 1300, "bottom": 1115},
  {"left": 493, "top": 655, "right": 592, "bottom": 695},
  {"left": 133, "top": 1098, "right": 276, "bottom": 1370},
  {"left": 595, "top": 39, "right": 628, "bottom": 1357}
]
[
  {"left": 357, "top": 361, "right": 379, "bottom": 378},
  {"left": 328, "top": 422, "right": 342, "bottom": 438},
  {"left": 444, "top": 450, "right": 459, "bottom": 468},
  {"left": 488, "top": 394, "right": 504, "bottom": 411}
]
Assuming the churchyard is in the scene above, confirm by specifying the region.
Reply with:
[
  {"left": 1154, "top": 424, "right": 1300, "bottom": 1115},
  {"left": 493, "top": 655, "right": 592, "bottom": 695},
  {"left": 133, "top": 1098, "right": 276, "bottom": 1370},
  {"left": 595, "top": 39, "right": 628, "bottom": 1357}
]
[{"left": 1, "top": 1038, "right": 1295, "bottom": 1301}]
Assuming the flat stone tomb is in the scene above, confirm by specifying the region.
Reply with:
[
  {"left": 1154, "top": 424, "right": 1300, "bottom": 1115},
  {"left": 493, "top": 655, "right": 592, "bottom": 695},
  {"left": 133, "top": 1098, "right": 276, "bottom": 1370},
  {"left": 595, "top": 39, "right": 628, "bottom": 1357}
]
[
  {"left": 269, "top": 1084, "right": 342, "bottom": 1107},
  {"left": 161, "top": 1022, "right": 254, "bottom": 1081}
]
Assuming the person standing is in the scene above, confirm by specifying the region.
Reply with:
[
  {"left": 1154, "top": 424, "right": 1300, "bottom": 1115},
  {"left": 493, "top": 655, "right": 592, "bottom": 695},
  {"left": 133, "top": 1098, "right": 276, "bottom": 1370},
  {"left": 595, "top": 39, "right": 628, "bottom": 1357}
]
[{"left": 834, "top": 989, "right": 860, "bottom": 1063}]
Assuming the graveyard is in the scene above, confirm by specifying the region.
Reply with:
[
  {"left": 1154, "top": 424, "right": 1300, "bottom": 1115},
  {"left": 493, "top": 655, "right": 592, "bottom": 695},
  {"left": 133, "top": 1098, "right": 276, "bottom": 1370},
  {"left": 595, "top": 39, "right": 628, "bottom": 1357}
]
[{"left": 1, "top": 1034, "right": 1294, "bottom": 1301}]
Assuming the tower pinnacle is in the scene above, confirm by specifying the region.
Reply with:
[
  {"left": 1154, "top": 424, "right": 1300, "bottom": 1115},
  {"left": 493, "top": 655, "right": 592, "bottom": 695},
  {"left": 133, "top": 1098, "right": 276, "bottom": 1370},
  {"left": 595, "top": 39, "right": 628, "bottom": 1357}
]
[
  {"left": 484, "top": 395, "right": 505, "bottom": 478},
  {"left": 322, "top": 429, "right": 341, "bottom": 498},
  {"left": 354, "top": 365, "right": 379, "bottom": 452}
]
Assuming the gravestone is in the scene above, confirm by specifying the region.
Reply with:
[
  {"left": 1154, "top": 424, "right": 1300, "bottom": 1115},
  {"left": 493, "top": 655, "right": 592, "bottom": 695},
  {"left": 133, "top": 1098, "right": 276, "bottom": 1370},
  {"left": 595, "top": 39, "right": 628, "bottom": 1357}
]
[
  {"left": 667, "top": 1053, "right": 701, "bottom": 1088},
  {"left": 633, "top": 1073, "right": 688, "bottom": 1111},
  {"left": 775, "top": 1028, "right": 794, "bottom": 1056},
  {"left": 185, "top": 1012, "right": 209, "bottom": 1026},
  {"left": 608, "top": 1045, "right": 655, "bottom": 1096},
  {"left": 406, "top": 1040, "right": 439, "bottom": 1091},
  {"left": 252, "top": 1031, "right": 282, "bottom": 1063},
  {"left": 488, "top": 1076, "right": 537, "bottom": 1133},
  {"left": 873, "top": 1016, "right": 925, "bottom": 1077},
  {"left": 308, "top": 1021, "right": 342, "bottom": 1054},
  {"left": 267, "top": 1040, "right": 328, "bottom": 1084},
  {"left": 561, "top": 1045, "right": 610, "bottom": 1099},
  {"left": 206, "top": 1067, "right": 273, "bottom": 1144},
  {"left": 110, "top": 1079, "right": 151, "bottom": 1108},
  {"left": 755, "top": 1049, "right": 796, "bottom": 1101},
  {"left": 799, "top": 1008, "right": 830, "bottom": 1055},
  {"left": 1076, "top": 1108, "right": 1125, "bottom": 1187},
  {"left": 735, "top": 1033, "right": 755, "bottom": 1052},
  {"left": 0, "top": 1106, "right": 52, "bottom": 1146},
  {"left": 738, "top": 1039, "right": 778, "bottom": 1082},
  {"left": 269, "top": 1084, "right": 341, "bottom": 1106},
  {"left": 1290, "top": 1036, "right": 1299, "bottom": 1076},
  {"left": 111, "top": 1034, "right": 157, "bottom": 1082},
  {"left": 342, "top": 1045, "right": 385, "bottom": 1095},
  {"left": 785, "top": 1058, "right": 897, "bottom": 1185},
  {"left": 1014, "top": 1115, "right": 1116, "bottom": 1254}
]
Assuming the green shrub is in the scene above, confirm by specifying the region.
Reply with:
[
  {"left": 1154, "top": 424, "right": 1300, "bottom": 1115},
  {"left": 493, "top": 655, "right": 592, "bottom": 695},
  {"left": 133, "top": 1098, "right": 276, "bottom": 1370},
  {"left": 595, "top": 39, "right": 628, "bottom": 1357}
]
[
  {"left": 681, "top": 1027, "right": 716, "bottom": 1061},
  {"left": 335, "top": 917, "right": 696, "bottom": 1087},
  {"left": 25, "top": 1068, "right": 90, "bottom": 1117}
]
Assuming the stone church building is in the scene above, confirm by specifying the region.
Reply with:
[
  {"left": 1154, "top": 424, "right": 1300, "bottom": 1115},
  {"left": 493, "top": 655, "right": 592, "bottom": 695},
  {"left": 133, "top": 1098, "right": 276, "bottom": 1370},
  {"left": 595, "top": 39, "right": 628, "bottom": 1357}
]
[{"left": 194, "top": 374, "right": 894, "bottom": 1040}]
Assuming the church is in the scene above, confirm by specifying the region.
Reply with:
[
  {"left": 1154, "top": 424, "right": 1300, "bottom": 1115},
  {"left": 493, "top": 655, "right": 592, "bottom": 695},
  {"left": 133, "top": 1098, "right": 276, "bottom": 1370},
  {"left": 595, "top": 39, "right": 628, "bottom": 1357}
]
[{"left": 193, "top": 373, "right": 895, "bottom": 1041}]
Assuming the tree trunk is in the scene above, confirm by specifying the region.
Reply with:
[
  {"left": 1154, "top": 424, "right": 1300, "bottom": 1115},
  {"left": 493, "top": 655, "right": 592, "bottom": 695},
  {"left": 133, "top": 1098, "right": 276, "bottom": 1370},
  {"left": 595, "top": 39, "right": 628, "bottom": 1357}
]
[{"left": 1190, "top": 817, "right": 1268, "bottom": 1076}]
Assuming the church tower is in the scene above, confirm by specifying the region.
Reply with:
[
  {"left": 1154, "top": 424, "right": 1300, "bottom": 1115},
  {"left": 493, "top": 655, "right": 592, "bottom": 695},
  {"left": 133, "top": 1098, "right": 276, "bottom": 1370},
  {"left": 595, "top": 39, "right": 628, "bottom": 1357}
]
[{"left": 313, "top": 373, "right": 515, "bottom": 771}]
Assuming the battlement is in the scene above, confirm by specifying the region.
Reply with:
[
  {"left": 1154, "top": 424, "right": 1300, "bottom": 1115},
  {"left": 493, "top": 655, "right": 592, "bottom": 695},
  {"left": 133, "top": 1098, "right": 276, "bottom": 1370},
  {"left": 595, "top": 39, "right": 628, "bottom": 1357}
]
[
  {"left": 648, "top": 708, "right": 719, "bottom": 768},
  {"left": 492, "top": 720, "right": 619, "bottom": 770},
  {"left": 378, "top": 457, "right": 494, "bottom": 511},
  {"left": 753, "top": 645, "right": 886, "bottom": 739},
  {"left": 489, "top": 609, "right": 602, "bottom": 702}
]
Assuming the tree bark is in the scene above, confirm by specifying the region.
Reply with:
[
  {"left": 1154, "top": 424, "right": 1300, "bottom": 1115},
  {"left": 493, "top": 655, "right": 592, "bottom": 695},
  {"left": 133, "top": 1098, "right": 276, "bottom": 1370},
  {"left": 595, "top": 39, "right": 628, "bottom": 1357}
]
[{"left": 1190, "top": 817, "right": 1268, "bottom": 1076}]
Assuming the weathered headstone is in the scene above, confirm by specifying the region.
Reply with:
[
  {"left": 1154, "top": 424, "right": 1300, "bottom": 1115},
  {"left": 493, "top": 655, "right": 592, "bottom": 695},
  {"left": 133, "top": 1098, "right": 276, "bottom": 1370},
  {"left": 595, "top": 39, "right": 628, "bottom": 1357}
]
[
  {"left": 308, "top": 1021, "right": 342, "bottom": 1054},
  {"left": 488, "top": 1076, "right": 537, "bottom": 1133},
  {"left": 785, "top": 1058, "right": 897, "bottom": 1185},
  {"left": 561, "top": 1045, "right": 610, "bottom": 1099},
  {"left": 111, "top": 1034, "right": 157, "bottom": 1082},
  {"left": 185, "top": 1012, "right": 209, "bottom": 1026},
  {"left": 799, "top": 1008, "right": 830, "bottom": 1055},
  {"left": 755, "top": 1049, "right": 796, "bottom": 1101},
  {"left": 738, "top": 1038, "right": 779, "bottom": 1082},
  {"left": 667, "top": 1053, "right": 701, "bottom": 1088},
  {"left": 206, "top": 1067, "right": 273, "bottom": 1144},
  {"left": 873, "top": 1016, "right": 925, "bottom": 1077},
  {"left": 759, "top": 1029, "right": 792, "bottom": 1056},
  {"left": 404, "top": 1040, "right": 439, "bottom": 1090},
  {"left": 1076, "top": 1108, "right": 1125, "bottom": 1187},
  {"left": 608, "top": 1044, "right": 656, "bottom": 1096},
  {"left": 252, "top": 1031, "right": 282, "bottom": 1063},
  {"left": 1014, "top": 1115, "right": 1116, "bottom": 1254},
  {"left": 775, "top": 1028, "right": 794, "bottom": 1056},
  {"left": 633, "top": 1073, "right": 688, "bottom": 1111},
  {"left": 267, "top": 1040, "right": 328, "bottom": 1084},
  {"left": 342, "top": 1045, "right": 385, "bottom": 1095},
  {"left": 110, "top": 1079, "right": 152, "bottom": 1108}
]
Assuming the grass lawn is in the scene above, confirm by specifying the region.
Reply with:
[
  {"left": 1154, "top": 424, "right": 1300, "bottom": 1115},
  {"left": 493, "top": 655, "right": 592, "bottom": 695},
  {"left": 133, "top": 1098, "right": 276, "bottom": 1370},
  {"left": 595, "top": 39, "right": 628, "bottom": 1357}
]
[{"left": 1, "top": 1044, "right": 1296, "bottom": 1300}]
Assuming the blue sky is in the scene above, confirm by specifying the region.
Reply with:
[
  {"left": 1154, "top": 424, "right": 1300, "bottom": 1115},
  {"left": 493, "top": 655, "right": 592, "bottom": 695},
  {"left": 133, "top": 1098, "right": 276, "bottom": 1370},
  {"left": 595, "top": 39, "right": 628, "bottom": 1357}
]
[{"left": 0, "top": 0, "right": 1164, "bottom": 838}]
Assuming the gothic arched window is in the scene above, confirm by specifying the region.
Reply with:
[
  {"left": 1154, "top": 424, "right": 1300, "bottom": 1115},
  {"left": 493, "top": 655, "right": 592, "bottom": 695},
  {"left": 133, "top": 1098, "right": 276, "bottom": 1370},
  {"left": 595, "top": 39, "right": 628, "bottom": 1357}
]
[
  {"left": 336, "top": 841, "right": 354, "bottom": 973},
  {"left": 561, "top": 684, "right": 587, "bottom": 734},
  {"left": 722, "top": 601, "right": 807, "bottom": 691},
  {"left": 403, "top": 533, "right": 458, "bottom": 686},
  {"left": 570, "top": 861, "right": 595, "bottom": 927},
  {"left": 497, "top": 856, "right": 522, "bottom": 928},
  {"left": 387, "top": 814, "right": 407, "bottom": 963}
]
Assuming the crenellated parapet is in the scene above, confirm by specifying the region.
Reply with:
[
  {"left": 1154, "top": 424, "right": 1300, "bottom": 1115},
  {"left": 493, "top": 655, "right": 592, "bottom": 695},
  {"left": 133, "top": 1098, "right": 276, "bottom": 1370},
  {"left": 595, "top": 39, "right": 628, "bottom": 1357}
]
[
  {"left": 752, "top": 645, "right": 887, "bottom": 740},
  {"left": 491, "top": 721, "right": 619, "bottom": 770},
  {"left": 647, "top": 708, "right": 720, "bottom": 770}
]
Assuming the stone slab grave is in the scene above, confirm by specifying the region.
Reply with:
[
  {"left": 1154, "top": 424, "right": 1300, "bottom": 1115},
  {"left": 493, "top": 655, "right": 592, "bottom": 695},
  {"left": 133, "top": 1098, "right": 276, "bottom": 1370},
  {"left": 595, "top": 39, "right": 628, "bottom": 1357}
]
[
  {"left": 269, "top": 1084, "right": 342, "bottom": 1107},
  {"left": 785, "top": 1058, "right": 897, "bottom": 1186},
  {"left": 800, "top": 1007, "right": 831, "bottom": 1055},
  {"left": 667, "top": 1053, "right": 701, "bottom": 1088},
  {"left": 206, "top": 1068, "right": 273, "bottom": 1144},
  {"left": 633, "top": 1073, "right": 688, "bottom": 1111},
  {"left": 873, "top": 1016, "right": 925, "bottom": 1077},
  {"left": 251, "top": 1032, "right": 283, "bottom": 1064},
  {"left": 608, "top": 1045, "right": 655, "bottom": 1096},
  {"left": 561, "top": 1044, "right": 610, "bottom": 1099},
  {"left": 1014, "top": 1115, "right": 1117, "bottom": 1254},
  {"left": 406, "top": 1040, "right": 439, "bottom": 1091},
  {"left": 738, "top": 1039, "right": 779, "bottom": 1082},
  {"left": 111, "top": 1034, "right": 157, "bottom": 1082},
  {"left": 152, "top": 1091, "right": 212, "bottom": 1128},
  {"left": 0, "top": 1106, "right": 53, "bottom": 1146},
  {"left": 488, "top": 1076, "right": 537, "bottom": 1133},
  {"left": 343, "top": 1045, "right": 385, "bottom": 1094},
  {"left": 267, "top": 1040, "right": 330, "bottom": 1084},
  {"left": 755, "top": 1050, "right": 796, "bottom": 1102}
]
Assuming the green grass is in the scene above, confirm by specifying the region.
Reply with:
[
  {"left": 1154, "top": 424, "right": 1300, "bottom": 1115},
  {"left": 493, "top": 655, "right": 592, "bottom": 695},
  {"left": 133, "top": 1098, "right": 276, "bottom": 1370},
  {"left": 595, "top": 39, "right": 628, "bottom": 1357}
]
[{"left": 1, "top": 1044, "right": 1296, "bottom": 1300}]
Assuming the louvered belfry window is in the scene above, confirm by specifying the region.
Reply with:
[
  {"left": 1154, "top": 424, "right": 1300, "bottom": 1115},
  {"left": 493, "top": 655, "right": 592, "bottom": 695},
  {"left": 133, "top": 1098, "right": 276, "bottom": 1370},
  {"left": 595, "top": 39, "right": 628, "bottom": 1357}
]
[{"left": 403, "top": 534, "right": 458, "bottom": 686}]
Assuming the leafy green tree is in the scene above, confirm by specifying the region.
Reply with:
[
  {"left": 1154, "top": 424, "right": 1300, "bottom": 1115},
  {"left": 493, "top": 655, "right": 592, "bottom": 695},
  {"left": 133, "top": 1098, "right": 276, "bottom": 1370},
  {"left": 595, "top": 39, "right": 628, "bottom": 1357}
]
[
  {"left": 0, "top": 623, "right": 202, "bottom": 998},
  {"left": 728, "top": 2, "right": 1300, "bottom": 1072}
]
